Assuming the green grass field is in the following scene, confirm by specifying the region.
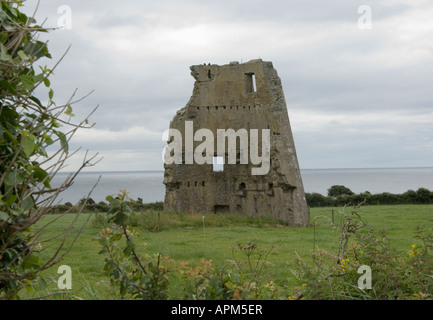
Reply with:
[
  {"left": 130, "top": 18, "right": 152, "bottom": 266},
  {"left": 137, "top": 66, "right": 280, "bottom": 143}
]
[{"left": 25, "top": 204, "right": 433, "bottom": 299}]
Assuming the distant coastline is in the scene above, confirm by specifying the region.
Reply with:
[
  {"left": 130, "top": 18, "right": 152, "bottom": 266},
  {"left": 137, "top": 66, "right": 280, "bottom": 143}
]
[
  {"left": 57, "top": 166, "right": 433, "bottom": 174},
  {"left": 51, "top": 167, "right": 433, "bottom": 204}
]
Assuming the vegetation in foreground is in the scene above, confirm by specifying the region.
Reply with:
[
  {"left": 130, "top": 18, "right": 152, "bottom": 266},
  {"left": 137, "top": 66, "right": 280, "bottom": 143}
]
[
  {"left": 20, "top": 195, "right": 433, "bottom": 300},
  {"left": 0, "top": 0, "right": 97, "bottom": 300},
  {"left": 46, "top": 185, "right": 433, "bottom": 216}
]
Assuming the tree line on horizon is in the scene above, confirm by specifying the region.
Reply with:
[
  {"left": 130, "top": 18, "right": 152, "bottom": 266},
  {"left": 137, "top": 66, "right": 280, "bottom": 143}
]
[
  {"left": 47, "top": 184, "right": 433, "bottom": 214},
  {"left": 306, "top": 185, "right": 433, "bottom": 207}
]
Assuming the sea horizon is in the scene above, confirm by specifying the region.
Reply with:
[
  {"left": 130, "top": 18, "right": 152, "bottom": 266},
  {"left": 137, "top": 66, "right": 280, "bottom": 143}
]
[
  {"left": 50, "top": 167, "right": 433, "bottom": 205},
  {"left": 56, "top": 166, "right": 433, "bottom": 174}
]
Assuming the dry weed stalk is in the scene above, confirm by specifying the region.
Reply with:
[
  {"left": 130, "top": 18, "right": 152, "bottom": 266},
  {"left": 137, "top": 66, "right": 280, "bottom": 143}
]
[{"left": 336, "top": 200, "right": 367, "bottom": 264}]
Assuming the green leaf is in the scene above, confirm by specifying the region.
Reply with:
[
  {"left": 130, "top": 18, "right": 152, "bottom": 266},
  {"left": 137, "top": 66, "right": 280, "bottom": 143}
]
[
  {"left": 106, "top": 197, "right": 121, "bottom": 210},
  {"left": 43, "top": 77, "right": 50, "bottom": 87},
  {"left": 109, "top": 233, "right": 123, "bottom": 242},
  {"left": 17, "top": 50, "right": 29, "bottom": 61},
  {"left": 104, "top": 259, "right": 116, "bottom": 272},
  {"left": 43, "top": 135, "right": 54, "bottom": 146},
  {"left": 24, "top": 283, "right": 35, "bottom": 293},
  {"left": 58, "top": 132, "right": 68, "bottom": 153},
  {"left": 51, "top": 119, "right": 60, "bottom": 128},
  {"left": 5, "top": 171, "right": 25, "bottom": 186},
  {"left": 0, "top": 43, "right": 13, "bottom": 63},
  {"left": 10, "top": 207, "right": 24, "bottom": 217},
  {"left": 34, "top": 167, "right": 51, "bottom": 188},
  {"left": 64, "top": 105, "right": 75, "bottom": 117},
  {"left": 0, "top": 79, "right": 17, "bottom": 95},
  {"left": 38, "top": 277, "right": 47, "bottom": 291},
  {"left": 37, "top": 145, "right": 48, "bottom": 158},
  {"left": 23, "top": 254, "right": 40, "bottom": 269},
  {"left": 123, "top": 238, "right": 135, "bottom": 255},
  {"left": 19, "top": 74, "right": 36, "bottom": 91},
  {"left": 113, "top": 269, "right": 120, "bottom": 279},
  {"left": 21, "top": 196, "right": 35, "bottom": 211},
  {"left": 29, "top": 96, "right": 44, "bottom": 108},
  {"left": 120, "top": 277, "right": 127, "bottom": 297},
  {"left": 3, "top": 127, "right": 18, "bottom": 145},
  {"left": 27, "top": 17, "right": 37, "bottom": 25},
  {"left": 5, "top": 194, "right": 17, "bottom": 206},
  {"left": 0, "top": 9, "right": 9, "bottom": 23},
  {"left": 21, "top": 135, "right": 36, "bottom": 157},
  {"left": 23, "top": 41, "right": 51, "bottom": 61},
  {"left": 113, "top": 212, "right": 127, "bottom": 225},
  {"left": 33, "top": 73, "right": 44, "bottom": 83},
  {"left": 0, "top": 211, "right": 9, "bottom": 222}
]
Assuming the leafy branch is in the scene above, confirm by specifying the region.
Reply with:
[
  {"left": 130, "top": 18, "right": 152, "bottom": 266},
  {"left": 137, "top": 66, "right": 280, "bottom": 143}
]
[
  {"left": 0, "top": 1, "right": 99, "bottom": 299},
  {"left": 95, "top": 190, "right": 170, "bottom": 300}
]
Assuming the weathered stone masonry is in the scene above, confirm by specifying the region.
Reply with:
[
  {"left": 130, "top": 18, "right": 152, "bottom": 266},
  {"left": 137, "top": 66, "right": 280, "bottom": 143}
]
[{"left": 163, "top": 59, "right": 309, "bottom": 226}]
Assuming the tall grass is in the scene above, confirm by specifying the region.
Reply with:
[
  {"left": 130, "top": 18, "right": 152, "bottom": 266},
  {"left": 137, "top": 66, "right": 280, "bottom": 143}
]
[
  {"left": 22, "top": 204, "right": 433, "bottom": 299},
  {"left": 91, "top": 210, "right": 288, "bottom": 231}
]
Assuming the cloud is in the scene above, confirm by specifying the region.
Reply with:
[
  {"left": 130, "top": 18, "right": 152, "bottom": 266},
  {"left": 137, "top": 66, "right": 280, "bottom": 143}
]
[
  {"left": 73, "top": 126, "right": 161, "bottom": 145},
  {"left": 66, "top": 126, "right": 167, "bottom": 171},
  {"left": 48, "top": 148, "right": 164, "bottom": 173},
  {"left": 23, "top": 0, "right": 433, "bottom": 170},
  {"left": 291, "top": 108, "right": 433, "bottom": 168}
]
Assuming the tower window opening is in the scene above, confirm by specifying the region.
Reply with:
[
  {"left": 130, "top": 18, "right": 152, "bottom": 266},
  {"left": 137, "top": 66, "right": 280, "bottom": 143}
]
[
  {"left": 237, "top": 182, "right": 247, "bottom": 197},
  {"left": 213, "top": 156, "right": 224, "bottom": 172},
  {"left": 245, "top": 73, "right": 257, "bottom": 93},
  {"left": 267, "top": 183, "right": 274, "bottom": 196}
]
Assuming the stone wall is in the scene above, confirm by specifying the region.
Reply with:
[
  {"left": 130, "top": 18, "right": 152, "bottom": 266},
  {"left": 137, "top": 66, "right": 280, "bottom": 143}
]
[{"left": 163, "top": 59, "right": 309, "bottom": 226}]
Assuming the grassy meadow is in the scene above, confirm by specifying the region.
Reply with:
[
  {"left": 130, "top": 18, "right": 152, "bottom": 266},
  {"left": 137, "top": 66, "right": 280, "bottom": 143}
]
[{"left": 24, "top": 204, "right": 433, "bottom": 299}]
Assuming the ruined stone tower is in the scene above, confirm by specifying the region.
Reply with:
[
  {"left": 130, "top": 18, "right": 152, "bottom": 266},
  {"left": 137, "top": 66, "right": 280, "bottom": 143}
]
[{"left": 163, "top": 59, "right": 309, "bottom": 226}]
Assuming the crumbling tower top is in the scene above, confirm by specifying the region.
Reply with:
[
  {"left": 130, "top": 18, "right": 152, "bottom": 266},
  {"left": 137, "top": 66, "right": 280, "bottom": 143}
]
[{"left": 188, "top": 59, "right": 287, "bottom": 111}]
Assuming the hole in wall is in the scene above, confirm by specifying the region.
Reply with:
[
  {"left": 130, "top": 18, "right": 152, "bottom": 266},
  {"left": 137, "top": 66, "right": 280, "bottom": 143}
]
[
  {"left": 213, "top": 156, "right": 224, "bottom": 172},
  {"left": 214, "top": 205, "right": 230, "bottom": 214},
  {"left": 245, "top": 73, "right": 257, "bottom": 93}
]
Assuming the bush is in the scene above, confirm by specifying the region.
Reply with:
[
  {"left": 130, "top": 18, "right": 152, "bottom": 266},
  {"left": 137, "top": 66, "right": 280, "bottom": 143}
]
[
  {"left": 291, "top": 203, "right": 433, "bottom": 300},
  {"left": 306, "top": 186, "right": 433, "bottom": 207},
  {"left": 327, "top": 185, "right": 354, "bottom": 198},
  {"left": 94, "top": 190, "right": 287, "bottom": 300},
  {"left": 132, "top": 201, "right": 164, "bottom": 212},
  {"left": 0, "top": 1, "right": 97, "bottom": 299},
  {"left": 416, "top": 188, "right": 433, "bottom": 204},
  {"left": 306, "top": 193, "right": 332, "bottom": 207}
]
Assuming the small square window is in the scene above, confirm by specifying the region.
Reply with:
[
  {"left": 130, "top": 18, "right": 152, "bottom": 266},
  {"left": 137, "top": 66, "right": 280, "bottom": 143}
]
[{"left": 213, "top": 156, "right": 224, "bottom": 172}]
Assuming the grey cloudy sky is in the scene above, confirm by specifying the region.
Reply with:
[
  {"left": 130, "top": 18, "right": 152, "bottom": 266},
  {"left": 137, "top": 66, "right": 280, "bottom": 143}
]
[{"left": 24, "top": 0, "right": 433, "bottom": 171}]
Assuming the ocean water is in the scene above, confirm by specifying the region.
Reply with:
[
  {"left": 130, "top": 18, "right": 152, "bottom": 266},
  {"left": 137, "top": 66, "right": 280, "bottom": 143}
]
[
  {"left": 50, "top": 171, "right": 165, "bottom": 205},
  {"left": 50, "top": 168, "right": 433, "bottom": 204}
]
